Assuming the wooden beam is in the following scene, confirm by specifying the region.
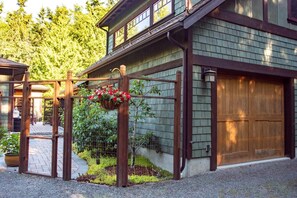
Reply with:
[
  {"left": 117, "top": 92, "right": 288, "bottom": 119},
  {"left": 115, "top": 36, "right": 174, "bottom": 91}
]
[
  {"left": 210, "top": 68, "right": 217, "bottom": 171},
  {"left": 193, "top": 55, "right": 297, "bottom": 78},
  {"left": 284, "top": 78, "right": 295, "bottom": 159},
  {"left": 209, "top": 9, "right": 297, "bottom": 40},
  {"left": 116, "top": 66, "right": 129, "bottom": 187},
  {"left": 51, "top": 81, "right": 60, "bottom": 178},
  {"left": 19, "top": 72, "right": 30, "bottom": 174},
  {"left": 63, "top": 71, "right": 73, "bottom": 181}
]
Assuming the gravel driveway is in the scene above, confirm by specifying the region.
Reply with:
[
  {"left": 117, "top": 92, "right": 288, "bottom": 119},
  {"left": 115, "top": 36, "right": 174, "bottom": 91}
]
[{"left": 0, "top": 158, "right": 296, "bottom": 198}]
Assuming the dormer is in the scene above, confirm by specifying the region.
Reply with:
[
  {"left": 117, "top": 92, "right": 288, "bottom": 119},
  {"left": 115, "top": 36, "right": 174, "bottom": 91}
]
[{"left": 98, "top": 0, "right": 187, "bottom": 54}]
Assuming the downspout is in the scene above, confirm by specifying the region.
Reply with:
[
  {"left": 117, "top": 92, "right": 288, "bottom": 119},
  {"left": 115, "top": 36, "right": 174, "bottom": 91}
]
[
  {"left": 167, "top": 31, "right": 188, "bottom": 173},
  {"left": 99, "top": 26, "right": 109, "bottom": 56}
]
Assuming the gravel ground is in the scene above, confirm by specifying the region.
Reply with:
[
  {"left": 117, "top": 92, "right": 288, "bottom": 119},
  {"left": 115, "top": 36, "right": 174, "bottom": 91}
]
[{"left": 0, "top": 158, "right": 296, "bottom": 198}]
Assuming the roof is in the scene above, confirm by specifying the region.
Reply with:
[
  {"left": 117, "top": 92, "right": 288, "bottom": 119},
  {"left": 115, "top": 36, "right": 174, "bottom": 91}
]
[
  {"left": 0, "top": 58, "right": 29, "bottom": 80},
  {"left": 0, "top": 58, "right": 29, "bottom": 69},
  {"left": 81, "top": 0, "right": 226, "bottom": 76},
  {"left": 14, "top": 84, "right": 49, "bottom": 92},
  {"left": 97, "top": 0, "right": 138, "bottom": 27}
]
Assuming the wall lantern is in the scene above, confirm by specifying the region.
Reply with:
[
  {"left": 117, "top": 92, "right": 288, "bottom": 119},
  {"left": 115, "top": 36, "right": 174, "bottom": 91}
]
[{"left": 202, "top": 68, "right": 216, "bottom": 82}]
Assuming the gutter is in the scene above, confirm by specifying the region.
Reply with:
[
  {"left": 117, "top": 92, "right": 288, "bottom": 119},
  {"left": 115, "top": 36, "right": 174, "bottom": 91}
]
[{"left": 166, "top": 31, "right": 187, "bottom": 173}]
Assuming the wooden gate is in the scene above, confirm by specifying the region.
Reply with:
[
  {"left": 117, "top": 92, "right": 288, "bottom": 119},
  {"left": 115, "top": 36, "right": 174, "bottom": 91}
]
[{"left": 217, "top": 75, "right": 284, "bottom": 166}]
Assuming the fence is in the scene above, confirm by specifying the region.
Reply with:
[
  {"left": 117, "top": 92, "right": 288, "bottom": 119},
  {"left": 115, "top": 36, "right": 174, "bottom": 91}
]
[{"left": 0, "top": 65, "right": 181, "bottom": 187}]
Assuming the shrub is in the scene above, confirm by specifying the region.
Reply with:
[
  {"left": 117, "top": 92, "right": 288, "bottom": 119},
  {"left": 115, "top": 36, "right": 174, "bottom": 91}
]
[{"left": 73, "top": 88, "right": 117, "bottom": 162}]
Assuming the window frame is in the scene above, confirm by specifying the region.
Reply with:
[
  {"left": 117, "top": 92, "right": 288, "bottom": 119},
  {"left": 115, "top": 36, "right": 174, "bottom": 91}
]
[
  {"left": 111, "top": 0, "right": 175, "bottom": 49},
  {"left": 288, "top": 0, "right": 297, "bottom": 24}
]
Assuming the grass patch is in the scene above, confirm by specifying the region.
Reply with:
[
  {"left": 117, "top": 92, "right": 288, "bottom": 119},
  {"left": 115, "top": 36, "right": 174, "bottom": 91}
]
[{"left": 77, "top": 150, "right": 172, "bottom": 185}]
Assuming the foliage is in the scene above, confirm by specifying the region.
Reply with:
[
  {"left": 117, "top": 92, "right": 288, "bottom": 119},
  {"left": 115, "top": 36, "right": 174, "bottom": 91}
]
[
  {"left": 73, "top": 88, "right": 117, "bottom": 162},
  {"left": 0, "top": 133, "right": 20, "bottom": 154},
  {"left": 0, "top": 0, "right": 116, "bottom": 81},
  {"left": 88, "top": 85, "right": 131, "bottom": 105},
  {"left": 0, "top": 126, "right": 8, "bottom": 141},
  {"left": 78, "top": 150, "right": 172, "bottom": 185},
  {"left": 129, "top": 80, "right": 161, "bottom": 167}
]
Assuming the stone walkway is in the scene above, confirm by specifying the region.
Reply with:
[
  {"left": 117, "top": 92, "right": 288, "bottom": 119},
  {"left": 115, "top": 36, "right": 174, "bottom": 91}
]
[{"left": 0, "top": 122, "right": 88, "bottom": 179}]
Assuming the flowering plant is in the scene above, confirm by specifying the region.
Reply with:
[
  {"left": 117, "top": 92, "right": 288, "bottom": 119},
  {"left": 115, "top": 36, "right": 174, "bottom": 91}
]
[{"left": 88, "top": 85, "right": 131, "bottom": 109}]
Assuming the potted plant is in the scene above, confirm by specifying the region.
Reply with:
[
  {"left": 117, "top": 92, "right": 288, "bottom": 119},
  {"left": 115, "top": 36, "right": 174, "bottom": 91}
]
[
  {"left": 88, "top": 85, "right": 131, "bottom": 110},
  {"left": 0, "top": 133, "right": 20, "bottom": 167}
]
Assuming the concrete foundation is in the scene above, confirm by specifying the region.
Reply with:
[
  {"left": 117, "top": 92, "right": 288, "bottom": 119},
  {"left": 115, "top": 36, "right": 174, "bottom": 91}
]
[
  {"left": 181, "top": 158, "right": 210, "bottom": 177},
  {"left": 138, "top": 148, "right": 174, "bottom": 173}
]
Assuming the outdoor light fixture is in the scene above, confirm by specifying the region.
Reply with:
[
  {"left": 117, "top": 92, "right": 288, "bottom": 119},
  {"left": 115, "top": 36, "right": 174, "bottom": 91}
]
[{"left": 202, "top": 68, "right": 216, "bottom": 82}]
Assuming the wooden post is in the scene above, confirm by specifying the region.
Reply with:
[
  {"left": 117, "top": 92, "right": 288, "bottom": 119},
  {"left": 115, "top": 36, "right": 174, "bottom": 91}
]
[
  {"left": 19, "top": 72, "right": 31, "bottom": 174},
  {"left": 173, "top": 71, "right": 181, "bottom": 180},
  {"left": 51, "top": 81, "right": 60, "bottom": 177},
  {"left": 63, "top": 71, "right": 73, "bottom": 181},
  {"left": 116, "top": 65, "right": 129, "bottom": 187}
]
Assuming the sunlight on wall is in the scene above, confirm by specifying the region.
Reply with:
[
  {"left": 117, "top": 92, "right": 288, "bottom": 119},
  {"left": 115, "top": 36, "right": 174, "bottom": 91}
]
[
  {"left": 272, "top": 0, "right": 278, "bottom": 4},
  {"left": 294, "top": 48, "right": 297, "bottom": 54},
  {"left": 263, "top": 41, "right": 273, "bottom": 63},
  {"left": 226, "top": 120, "right": 237, "bottom": 150}
]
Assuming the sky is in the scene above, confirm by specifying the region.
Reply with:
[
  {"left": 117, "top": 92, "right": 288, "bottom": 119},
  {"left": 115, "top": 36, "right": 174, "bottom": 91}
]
[{"left": 1, "top": 0, "right": 88, "bottom": 18}]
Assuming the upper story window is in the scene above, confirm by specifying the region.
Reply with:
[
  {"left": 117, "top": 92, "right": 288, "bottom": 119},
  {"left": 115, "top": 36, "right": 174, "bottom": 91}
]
[
  {"left": 153, "top": 0, "right": 173, "bottom": 23},
  {"left": 114, "top": 27, "right": 125, "bottom": 47},
  {"left": 112, "top": 0, "right": 174, "bottom": 48},
  {"left": 288, "top": 0, "right": 297, "bottom": 22},
  {"left": 127, "top": 8, "right": 151, "bottom": 39}
]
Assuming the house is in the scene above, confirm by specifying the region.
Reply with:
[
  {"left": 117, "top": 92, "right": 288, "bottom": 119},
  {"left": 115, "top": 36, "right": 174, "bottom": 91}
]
[
  {"left": 79, "top": 0, "right": 297, "bottom": 177},
  {"left": 0, "top": 58, "right": 28, "bottom": 131}
]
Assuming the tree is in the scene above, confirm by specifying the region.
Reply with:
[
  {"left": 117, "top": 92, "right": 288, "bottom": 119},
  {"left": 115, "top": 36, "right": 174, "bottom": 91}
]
[{"left": 129, "top": 80, "right": 161, "bottom": 168}]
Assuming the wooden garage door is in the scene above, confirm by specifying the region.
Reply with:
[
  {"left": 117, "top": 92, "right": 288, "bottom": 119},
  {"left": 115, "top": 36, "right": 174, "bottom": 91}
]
[{"left": 217, "top": 75, "right": 284, "bottom": 166}]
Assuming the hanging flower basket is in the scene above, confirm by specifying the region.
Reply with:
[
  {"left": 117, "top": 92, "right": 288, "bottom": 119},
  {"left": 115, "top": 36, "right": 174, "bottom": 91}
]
[
  {"left": 88, "top": 85, "right": 131, "bottom": 110},
  {"left": 100, "top": 100, "right": 121, "bottom": 110}
]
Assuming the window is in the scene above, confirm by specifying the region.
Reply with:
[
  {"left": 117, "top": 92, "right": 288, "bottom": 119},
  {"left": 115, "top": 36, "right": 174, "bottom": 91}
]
[
  {"left": 114, "top": 27, "right": 125, "bottom": 47},
  {"left": 127, "top": 8, "right": 150, "bottom": 39},
  {"left": 153, "top": 0, "right": 172, "bottom": 23},
  {"left": 112, "top": 0, "right": 173, "bottom": 48},
  {"left": 288, "top": 0, "right": 297, "bottom": 22}
]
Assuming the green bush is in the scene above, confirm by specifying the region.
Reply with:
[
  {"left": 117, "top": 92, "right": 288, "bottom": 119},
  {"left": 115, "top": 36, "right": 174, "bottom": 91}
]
[
  {"left": 73, "top": 88, "right": 117, "bottom": 160},
  {"left": 0, "top": 133, "right": 20, "bottom": 154},
  {"left": 0, "top": 126, "right": 8, "bottom": 141}
]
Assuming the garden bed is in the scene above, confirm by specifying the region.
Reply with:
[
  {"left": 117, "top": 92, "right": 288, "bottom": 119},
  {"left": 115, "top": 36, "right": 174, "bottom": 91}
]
[{"left": 76, "top": 150, "right": 172, "bottom": 185}]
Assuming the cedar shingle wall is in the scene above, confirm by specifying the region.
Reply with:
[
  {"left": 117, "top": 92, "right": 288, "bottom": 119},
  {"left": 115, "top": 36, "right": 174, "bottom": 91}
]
[{"left": 192, "top": 17, "right": 297, "bottom": 158}]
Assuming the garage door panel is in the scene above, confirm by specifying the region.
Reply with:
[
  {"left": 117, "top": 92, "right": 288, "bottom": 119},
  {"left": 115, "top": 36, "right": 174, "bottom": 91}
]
[
  {"left": 217, "top": 76, "right": 249, "bottom": 116},
  {"left": 251, "top": 121, "right": 284, "bottom": 159},
  {"left": 217, "top": 75, "right": 284, "bottom": 166},
  {"left": 251, "top": 81, "right": 284, "bottom": 115},
  {"left": 217, "top": 120, "right": 249, "bottom": 165}
]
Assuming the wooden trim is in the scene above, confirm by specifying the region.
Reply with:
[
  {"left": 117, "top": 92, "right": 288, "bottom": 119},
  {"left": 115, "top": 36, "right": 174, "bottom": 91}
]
[
  {"left": 263, "top": 0, "right": 268, "bottom": 23},
  {"left": 209, "top": 9, "right": 297, "bottom": 40},
  {"left": 210, "top": 68, "right": 217, "bottom": 171},
  {"left": 287, "top": 0, "right": 297, "bottom": 24},
  {"left": 284, "top": 78, "right": 295, "bottom": 159},
  {"left": 183, "top": 0, "right": 225, "bottom": 29},
  {"left": 193, "top": 55, "right": 297, "bottom": 78},
  {"left": 186, "top": 28, "right": 193, "bottom": 159},
  {"left": 8, "top": 77, "right": 14, "bottom": 131}
]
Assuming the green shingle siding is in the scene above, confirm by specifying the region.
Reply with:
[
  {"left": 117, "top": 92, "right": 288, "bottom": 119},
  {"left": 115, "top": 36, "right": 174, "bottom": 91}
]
[
  {"left": 193, "top": 17, "right": 297, "bottom": 153},
  {"left": 175, "top": 0, "right": 185, "bottom": 15},
  {"left": 193, "top": 17, "right": 297, "bottom": 70},
  {"left": 192, "top": 65, "right": 212, "bottom": 158}
]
